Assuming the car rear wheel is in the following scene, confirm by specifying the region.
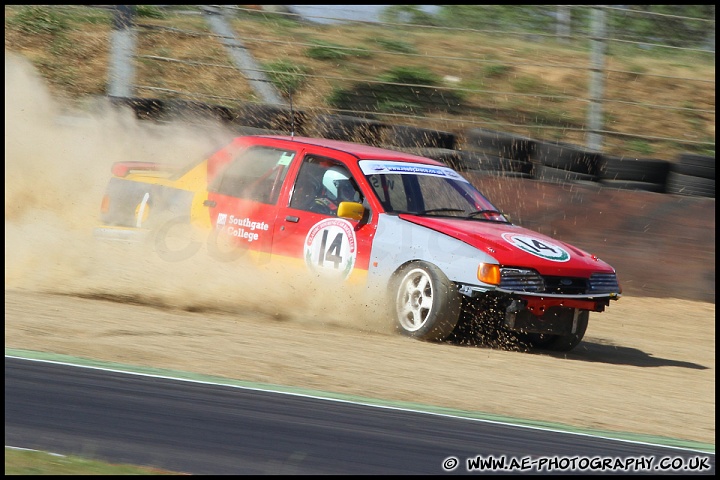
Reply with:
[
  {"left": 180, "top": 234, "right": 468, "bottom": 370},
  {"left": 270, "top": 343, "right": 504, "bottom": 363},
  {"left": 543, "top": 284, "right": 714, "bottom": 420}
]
[{"left": 393, "top": 261, "right": 461, "bottom": 341}]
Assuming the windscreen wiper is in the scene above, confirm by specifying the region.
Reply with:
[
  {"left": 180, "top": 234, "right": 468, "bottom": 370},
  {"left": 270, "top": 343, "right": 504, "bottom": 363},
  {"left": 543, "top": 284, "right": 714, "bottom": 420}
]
[
  {"left": 466, "top": 209, "right": 509, "bottom": 222},
  {"left": 415, "top": 208, "right": 466, "bottom": 215}
]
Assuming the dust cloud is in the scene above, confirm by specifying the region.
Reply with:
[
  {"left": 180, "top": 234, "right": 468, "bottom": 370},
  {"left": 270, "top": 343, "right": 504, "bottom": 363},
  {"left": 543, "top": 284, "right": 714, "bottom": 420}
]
[{"left": 4, "top": 52, "right": 392, "bottom": 335}]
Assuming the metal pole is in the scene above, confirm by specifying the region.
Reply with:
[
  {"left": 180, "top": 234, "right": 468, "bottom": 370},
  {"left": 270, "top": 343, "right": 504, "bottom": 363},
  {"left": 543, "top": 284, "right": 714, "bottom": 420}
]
[
  {"left": 556, "top": 6, "right": 571, "bottom": 45},
  {"left": 587, "top": 6, "right": 607, "bottom": 153},
  {"left": 203, "top": 6, "right": 286, "bottom": 106},
  {"left": 108, "top": 5, "right": 137, "bottom": 98}
]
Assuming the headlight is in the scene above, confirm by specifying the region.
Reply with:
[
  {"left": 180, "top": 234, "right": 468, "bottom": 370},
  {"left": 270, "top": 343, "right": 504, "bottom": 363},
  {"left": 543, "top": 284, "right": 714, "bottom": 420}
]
[
  {"left": 589, "top": 272, "right": 621, "bottom": 294},
  {"left": 477, "top": 263, "right": 500, "bottom": 285},
  {"left": 499, "top": 267, "right": 545, "bottom": 292}
]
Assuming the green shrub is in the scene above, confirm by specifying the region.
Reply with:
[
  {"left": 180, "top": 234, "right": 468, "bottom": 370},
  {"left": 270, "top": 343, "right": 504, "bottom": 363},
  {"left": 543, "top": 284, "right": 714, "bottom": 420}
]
[
  {"left": 483, "top": 64, "right": 513, "bottom": 78},
  {"left": 511, "top": 75, "right": 544, "bottom": 93},
  {"left": 135, "top": 5, "right": 166, "bottom": 19},
  {"left": 376, "top": 99, "right": 423, "bottom": 114},
  {"left": 305, "top": 41, "right": 350, "bottom": 61},
  {"left": 9, "top": 6, "right": 68, "bottom": 35},
  {"left": 378, "top": 66, "right": 440, "bottom": 86},
  {"left": 263, "top": 60, "right": 308, "bottom": 95},
  {"left": 626, "top": 139, "right": 654, "bottom": 155},
  {"left": 373, "top": 38, "right": 416, "bottom": 54}
]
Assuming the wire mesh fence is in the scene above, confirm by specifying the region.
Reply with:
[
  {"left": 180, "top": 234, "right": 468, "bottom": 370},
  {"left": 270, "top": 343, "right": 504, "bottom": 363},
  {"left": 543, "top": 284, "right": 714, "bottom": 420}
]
[
  {"left": 120, "top": 5, "right": 716, "bottom": 162},
  {"left": 5, "top": 5, "right": 716, "bottom": 164}
]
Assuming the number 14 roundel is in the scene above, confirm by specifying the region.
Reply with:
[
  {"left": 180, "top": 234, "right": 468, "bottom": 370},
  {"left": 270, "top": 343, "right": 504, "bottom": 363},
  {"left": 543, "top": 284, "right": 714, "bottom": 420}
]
[{"left": 304, "top": 218, "right": 358, "bottom": 280}]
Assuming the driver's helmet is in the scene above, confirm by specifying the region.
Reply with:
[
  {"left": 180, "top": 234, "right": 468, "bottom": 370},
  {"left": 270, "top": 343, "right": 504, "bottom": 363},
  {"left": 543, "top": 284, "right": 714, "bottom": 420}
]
[{"left": 322, "top": 166, "right": 357, "bottom": 202}]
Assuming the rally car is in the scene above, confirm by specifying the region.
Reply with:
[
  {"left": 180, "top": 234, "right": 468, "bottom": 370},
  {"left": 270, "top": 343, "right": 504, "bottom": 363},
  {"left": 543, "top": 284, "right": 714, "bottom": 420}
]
[{"left": 97, "top": 135, "right": 621, "bottom": 351}]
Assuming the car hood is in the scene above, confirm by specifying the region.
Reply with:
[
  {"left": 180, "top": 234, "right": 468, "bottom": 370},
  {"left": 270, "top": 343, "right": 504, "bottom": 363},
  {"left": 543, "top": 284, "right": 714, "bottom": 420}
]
[{"left": 399, "top": 215, "right": 615, "bottom": 277}]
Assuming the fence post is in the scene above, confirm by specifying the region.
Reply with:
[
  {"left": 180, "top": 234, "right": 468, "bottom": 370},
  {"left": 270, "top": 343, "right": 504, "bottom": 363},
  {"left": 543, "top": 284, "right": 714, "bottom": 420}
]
[
  {"left": 202, "top": 6, "right": 287, "bottom": 106},
  {"left": 108, "top": 5, "right": 136, "bottom": 98},
  {"left": 587, "top": 6, "right": 607, "bottom": 153},
  {"left": 556, "top": 6, "right": 571, "bottom": 45}
]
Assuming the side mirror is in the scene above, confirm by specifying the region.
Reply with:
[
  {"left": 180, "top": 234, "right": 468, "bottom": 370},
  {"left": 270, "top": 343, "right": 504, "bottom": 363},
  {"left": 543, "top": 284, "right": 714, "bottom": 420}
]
[{"left": 337, "top": 201, "right": 365, "bottom": 221}]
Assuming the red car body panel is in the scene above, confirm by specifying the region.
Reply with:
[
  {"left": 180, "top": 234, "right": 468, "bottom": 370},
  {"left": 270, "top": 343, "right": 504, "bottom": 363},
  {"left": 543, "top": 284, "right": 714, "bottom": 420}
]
[{"left": 399, "top": 215, "right": 615, "bottom": 278}]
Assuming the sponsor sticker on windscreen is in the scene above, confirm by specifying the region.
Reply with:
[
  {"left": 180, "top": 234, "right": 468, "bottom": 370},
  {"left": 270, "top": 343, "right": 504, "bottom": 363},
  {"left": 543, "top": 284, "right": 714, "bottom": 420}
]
[{"left": 359, "top": 160, "right": 467, "bottom": 182}]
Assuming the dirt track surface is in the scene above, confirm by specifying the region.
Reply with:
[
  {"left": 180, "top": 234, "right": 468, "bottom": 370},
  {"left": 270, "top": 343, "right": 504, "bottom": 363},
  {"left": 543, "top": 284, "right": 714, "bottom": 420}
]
[{"left": 5, "top": 289, "right": 715, "bottom": 446}]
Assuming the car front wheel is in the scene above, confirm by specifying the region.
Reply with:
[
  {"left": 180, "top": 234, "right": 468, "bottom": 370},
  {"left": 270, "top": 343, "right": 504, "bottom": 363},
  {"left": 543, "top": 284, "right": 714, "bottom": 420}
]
[{"left": 393, "top": 261, "right": 461, "bottom": 341}]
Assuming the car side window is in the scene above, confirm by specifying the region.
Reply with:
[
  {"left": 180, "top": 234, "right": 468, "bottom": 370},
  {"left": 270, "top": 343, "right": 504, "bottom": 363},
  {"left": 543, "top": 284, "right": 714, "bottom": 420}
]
[
  {"left": 290, "top": 156, "right": 363, "bottom": 216},
  {"left": 210, "top": 146, "right": 295, "bottom": 204}
]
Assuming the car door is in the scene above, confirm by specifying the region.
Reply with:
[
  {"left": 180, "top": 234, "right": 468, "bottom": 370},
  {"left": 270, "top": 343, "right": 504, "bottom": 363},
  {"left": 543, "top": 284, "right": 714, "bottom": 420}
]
[
  {"left": 271, "top": 149, "right": 377, "bottom": 285},
  {"left": 205, "top": 142, "right": 298, "bottom": 264}
]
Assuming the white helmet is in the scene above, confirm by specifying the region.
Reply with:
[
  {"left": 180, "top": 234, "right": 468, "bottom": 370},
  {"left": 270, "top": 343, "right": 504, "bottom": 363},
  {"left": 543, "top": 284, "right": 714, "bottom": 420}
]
[{"left": 322, "top": 166, "right": 357, "bottom": 202}]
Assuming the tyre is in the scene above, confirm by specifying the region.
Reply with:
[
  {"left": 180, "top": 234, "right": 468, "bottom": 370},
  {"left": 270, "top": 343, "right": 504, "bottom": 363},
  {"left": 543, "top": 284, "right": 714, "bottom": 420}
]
[
  {"left": 231, "top": 103, "right": 307, "bottom": 134},
  {"left": 666, "top": 172, "right": 715, "bottom": 198},
  {"left": 147, "top": 213, "right": 203, "bottom": 263},
  {"left": 518, "top": 309, "right": 589, "bottom": 352},
  {"left": 598, "top": 156, "right": 671, "bottom": 184},
  {"left": 110, "top": 96, "right": 165, "bottom": 121},
  {"left": 307, "top": 114, "right": 386, "bottom": 146},
  {"left": 383, "top": 125, "right": 456, "bottom": 150},
  {"left": 462, "top": 128, "right": 535, "bottom": 162},
  {"left": 599, "top": 179, "right": 666, "bottom": 193},
  {"left": 234, "top": 125, "right": 281, "bottom": 136},
  {"left": 163, "top": 99, "right": 234, "bottom": 124},
  {"left": 459, "top": 151, "right": 534, "bottom": 174},
  {"left": 673, "top": 153, "right": 715, "bottom": 180},
  {"left": 533, "top": 141, "right": 600, "bottom": 175},
  {"left": 534, "top": 164, "right": 599, "bottom": 184},
  {"left": 392, "top": 261, "right": 462, "bottom": 341}
]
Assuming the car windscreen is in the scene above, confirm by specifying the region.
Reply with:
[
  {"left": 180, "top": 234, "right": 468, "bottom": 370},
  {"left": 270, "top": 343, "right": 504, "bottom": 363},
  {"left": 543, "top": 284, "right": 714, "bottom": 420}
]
[{"left": 359, "top": 160, "right": 508, "bottom": 222}]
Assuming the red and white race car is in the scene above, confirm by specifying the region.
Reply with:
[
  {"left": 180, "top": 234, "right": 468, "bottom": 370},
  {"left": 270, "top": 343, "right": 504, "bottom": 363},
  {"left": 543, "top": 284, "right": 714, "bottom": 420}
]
[{"left": 97, "top": 135, "right": 621, "bottom": 351}]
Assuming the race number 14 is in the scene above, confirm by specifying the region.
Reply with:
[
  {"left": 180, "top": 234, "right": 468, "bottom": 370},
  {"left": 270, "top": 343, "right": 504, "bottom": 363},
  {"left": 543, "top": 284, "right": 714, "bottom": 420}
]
[{"left": 318, "top": 230, "right": 343, "bottom": 269}]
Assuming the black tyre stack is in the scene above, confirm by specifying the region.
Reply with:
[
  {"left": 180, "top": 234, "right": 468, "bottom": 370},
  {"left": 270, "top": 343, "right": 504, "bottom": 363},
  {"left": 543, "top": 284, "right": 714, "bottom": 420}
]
[
  {"left": 458, "top": 128, "right": 535, "bottom": 177},
  {"left": 106, "top": 97, "right": 717, "bottom": 200},
  {"left": 382, "top": 124, "right": 457, "bottom": 150},
  {"left": 230, "top": 103, "right": 308, "bottom": 135},
  {"left": 598, "top": 156, "right": 671, "bottom": 193},
  {"left": 306, "top": 113, "right": 386, "bottom": 146},
  {"left": 109, "top": 96, "right": 166, "bottom": 121},
  {"left": 532, "top": 140, "right": 601, "bottom": 185},
  {"left": 666, "top": 153, "right": 715, "bottom": 198}
]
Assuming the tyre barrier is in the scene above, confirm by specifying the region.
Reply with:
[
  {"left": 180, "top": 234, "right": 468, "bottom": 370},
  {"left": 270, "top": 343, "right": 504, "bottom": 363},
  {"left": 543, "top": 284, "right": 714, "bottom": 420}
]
[
  {"left": 665, "top": 154, "right": 715, "bottom": 198},
  {"left": 109, "top": 96, "right": 166, "bottom": 120},
  {"left": 163, "top": 99, "right": 235, "bottom": 123},
  {"left": 306, "top": 114, "right": 386, "bottom": 146},
  {"left": 533, "top": 164, "right": 599, "bottom": 184},
  {"left": 597, "top": 179, "right": 666, "bottom": 193},
  {"left": 233, "top": 125, "right": 283, "bottom": 136},
  {"left": 598, "top": 156, "right": 671, "bottom": 193},
  {"left": 108, "top": 97, "right": 715, "bottom": 199},
  {"left": 599, "top": 156, "right": 671, "bottom": 183},
  {"left": 458, "top": 150, "right": 533, "bottom": 176},
  {"left": 672, "top": 153, "right": 715, "bottom": 180},
  {"left": 666, "top": 172, "right": 715, "bottom": 198},
  {"left": 230, "top": 103, "right": 307, "bottom": 135},
  {"left": 532, "top": 140, "right": 601, "bottom": 176},
  {"left": 462, "top": 128, "right": 535, "bottom": 162},
  {"left": 382, "top": 124, "right": 457, "bottom": 150}
]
